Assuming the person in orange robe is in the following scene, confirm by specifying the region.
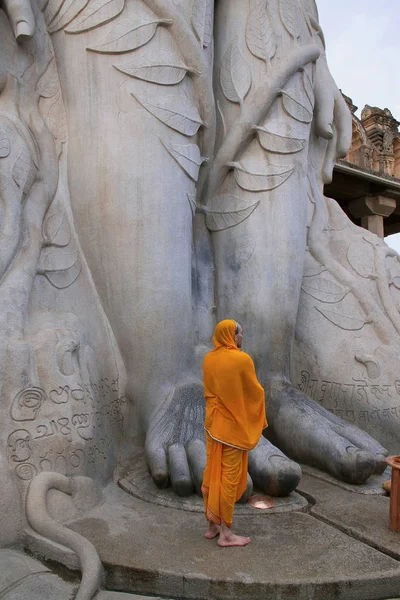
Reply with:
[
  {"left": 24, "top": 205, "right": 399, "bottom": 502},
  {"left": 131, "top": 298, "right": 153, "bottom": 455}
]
[{"left": 202, "top": 319, "right": 267, "bottom": 547}]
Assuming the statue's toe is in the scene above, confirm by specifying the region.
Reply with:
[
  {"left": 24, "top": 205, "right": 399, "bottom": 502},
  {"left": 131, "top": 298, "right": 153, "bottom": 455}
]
[
  {"left": 168, "top": 444, "right": 193, "bottom": 497},
  {"left": 145, "top": 438, "right": 169, "bottom": 489},
  {"left": 248, "top": 439, "right": 301, "bottom": 497},
  {"left": 186, "top": 439, "right": 206, "bottom": 496},
  {"left": 335, "top": 448, "right": 376, "bottom": 485},
  {"left": 374, "top": 454, "right": 389, "bottom": 475}
]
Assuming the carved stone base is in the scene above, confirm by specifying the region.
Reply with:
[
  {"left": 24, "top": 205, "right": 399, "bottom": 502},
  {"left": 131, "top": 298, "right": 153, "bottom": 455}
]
[{"left": 118, "top": 449, "right": 307, "bottom": 514}]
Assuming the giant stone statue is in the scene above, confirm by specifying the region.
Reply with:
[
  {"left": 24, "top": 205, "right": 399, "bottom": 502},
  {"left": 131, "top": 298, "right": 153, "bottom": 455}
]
[{"left": 0, "top": 0, "right": 398, "bottom": 563}]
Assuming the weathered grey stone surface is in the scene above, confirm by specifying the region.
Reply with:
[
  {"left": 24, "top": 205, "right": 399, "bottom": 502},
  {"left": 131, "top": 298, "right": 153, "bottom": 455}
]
[
  {"left": 0, "top": 550, "right": 167, "bottom": 599},
  {"left": 6, "top": 477, "right": 400, "bottom": 599},
  {"left": 40, "top": 482, "right": 400, "bottom": 600},
  {"left": 298, "top": 473, "right": 400, "bottom": 561},
  {"left": 0, "top": 0, "right": 400, "bottom": 596}
]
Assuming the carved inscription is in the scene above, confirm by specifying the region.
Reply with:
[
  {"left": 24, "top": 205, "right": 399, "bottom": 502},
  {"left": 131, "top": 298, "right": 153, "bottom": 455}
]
[
  {"left": 298, "top": 370, "right": 400, "bottom": 425},
  {"left": 328, "top": 407, "right": 400, "bottom": 424},
  {"left": 10, "top": 387, "right": 47, "bottom": 422},
  {"left": 7, "top": 375, "right": 125, "bottom": 481}
]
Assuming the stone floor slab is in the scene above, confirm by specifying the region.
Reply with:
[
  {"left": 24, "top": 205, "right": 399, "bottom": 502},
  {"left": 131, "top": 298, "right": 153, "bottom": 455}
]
[
  {"left": 298, "top": 474, "right": 400, "bottom": 561},
  {"left": 0, "top": 548, "right": 50, "bottom": 591},
  {"left": 0, "top": 549, "right": 171, "bottom": 600},
  {"left": 301, "top": 464, "right": 391, "bottom": 495},
  {"left": 59, "top": 482, "right": 400, "bottom": 600}
]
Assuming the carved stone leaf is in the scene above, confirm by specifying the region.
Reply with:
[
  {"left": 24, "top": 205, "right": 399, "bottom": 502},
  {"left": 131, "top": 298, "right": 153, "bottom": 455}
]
[
  {"left": 43, "top": 210, "right": 71, "bottom": 247},
  {"left": 132, "top": 92, "right": 205, "bottom": 137},
  {"left": 316, "top": 306, "right": 367, "bottom": 331},
  {"left": 36, "top": 58, "right": 59, "bottom": 99},
  {"left": 44, "top": 263, "right": 82, "bottom": 288},
  {"left": 87, "top": 17, "right": 172, "bottom": 54},
  {"left": 44, "top": 0, "right": 66, "bottom": 28},
  {"left": 41, "top": 91, "right": 68, "bottom": 151},
  {"left": 230, "top": 161, "right": 295, "bottom": 192},
  {"left": 191, "top": 0, "right": 213, "bottom": 48},
  {"left": 187, "top": 193, "right": 197, "bottom": 216},
  {"left": 47, "top": 0, "right": 90, "bottom": 32},
  {"left": 281, "top": 91, "right": 313, "bottom": 123},
  {"left": 303, "top": 253, "right": 326, "bottom": 278},
  {"left": 39, "top": 248, "right": 82, "bottom": 289},
  {"left": 65, "top": 0, "right": 124, "bottom": 33},
  {"left": 114, "top": 49, "right": 190, "bottom": 85},
  {"left": 279, "top": 0, "right": 301, "bottom": 38},
  {"left": 0, "top": 137, "right": 10, "bottom": 158},
  {"left": 302, "top": 277, "right": 348, "bottom": 303},
  {"left": 347, "top": 241, "right": 375, "bottom": 279},
  {"left": 162, "top": 140, "right": 204, "bottom": 181},
  {"left": 246, "top": 0, "right": 277, "bottom": 63},
  {"left": 220, "top": 38, "right": 252, "bottom": 105},
  {"left": 392, "top": 276, "right": 400, "bottom": 290},
  {"left": 326, "top": 206, "right": 348, "bottom": 231},
  {"left": 255, "top": 126, "right": 307, "bottom": 154},
  {"left": 40, "top": 247, "right": 78, "bottom": 271},
  {"left": 205, "top": 195, "right": 259, "bottom": 231},
  {"left": 302, "top": 68, "right": 314, "bottom": 108},
  {"left": 12, "top": 145, "right": 37, "bottom": 195}
]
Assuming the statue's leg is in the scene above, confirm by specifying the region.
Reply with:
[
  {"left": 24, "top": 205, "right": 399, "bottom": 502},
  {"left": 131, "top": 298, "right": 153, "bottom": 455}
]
[
  {"left": 50, "top": 2, "right": 210, "bottom": 495},
  {"left": 212, "top": 0, "right": 387, "bottom": 487}
]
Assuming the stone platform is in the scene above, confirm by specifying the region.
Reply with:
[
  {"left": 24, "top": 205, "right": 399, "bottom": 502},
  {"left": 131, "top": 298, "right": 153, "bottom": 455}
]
[{"left": 17, "top": 466, "right": 400, "bottom": 600}]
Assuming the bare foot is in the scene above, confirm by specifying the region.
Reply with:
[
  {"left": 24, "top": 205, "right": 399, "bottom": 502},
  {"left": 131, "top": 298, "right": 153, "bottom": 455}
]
[
  {"left": 205, "top": 522, "right": 221, "bottom": 539},
  {"left": 218, "top": 532, "right": 251, "bottom": 547}
]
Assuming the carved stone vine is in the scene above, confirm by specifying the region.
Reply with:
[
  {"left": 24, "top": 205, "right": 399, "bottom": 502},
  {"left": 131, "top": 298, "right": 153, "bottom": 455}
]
[
  {"left": 41, "top": 0, "right": 217, "bottom": 210},
  {"left": 307, "top": 174, "right": 400, "bottom": 345}
]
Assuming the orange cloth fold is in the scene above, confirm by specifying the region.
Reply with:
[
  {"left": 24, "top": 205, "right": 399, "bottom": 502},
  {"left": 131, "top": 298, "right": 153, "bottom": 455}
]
[
  {"left": 201, "top": 432, "right": 248, "bottom": 527},
  {"left": 203, "top": 319, "right": 267, "bottom": 451}
]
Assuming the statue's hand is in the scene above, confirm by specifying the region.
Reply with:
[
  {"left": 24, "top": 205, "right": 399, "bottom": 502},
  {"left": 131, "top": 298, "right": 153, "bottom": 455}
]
[
  {"left": 4, "top": 0, "right": 35, "bottom": 40},
  {"left": 314, "top": 56, "right": 352, "bottom": 182}
]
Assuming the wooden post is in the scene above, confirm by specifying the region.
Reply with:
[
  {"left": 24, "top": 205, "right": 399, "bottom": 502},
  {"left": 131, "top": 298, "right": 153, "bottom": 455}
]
[{"left": 385, "top": 456, "right": 400, "bottom": 531}]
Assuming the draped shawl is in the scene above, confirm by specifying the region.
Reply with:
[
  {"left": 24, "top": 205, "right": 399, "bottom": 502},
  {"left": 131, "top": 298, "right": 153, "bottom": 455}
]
[{"left": 203, "top": 319, "right": 267, "bottom": 450}]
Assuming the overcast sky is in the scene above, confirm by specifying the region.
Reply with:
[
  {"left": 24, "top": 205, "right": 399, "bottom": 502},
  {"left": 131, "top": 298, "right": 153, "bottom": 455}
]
[
  {"left": 317, "top": 0, "right": 400, "bottom": 253},
  {"left": 316, "top": 0, "right": 400, "bottom": 252},
  {"left": 318, "top": 0, "right": 400, "bottom": 120}
]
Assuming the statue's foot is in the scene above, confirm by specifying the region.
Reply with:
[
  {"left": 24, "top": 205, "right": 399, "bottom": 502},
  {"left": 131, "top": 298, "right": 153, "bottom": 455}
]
[
  {"left": 145, "top": 381, "right": 207, "bottom": 497},
  {"left": 265, "top": 380, "right": 388, "bottom": 484},
  {"left": 145, "top": 380, "right": 298, "bottom": 498},
  {"left": 248, "top": 436, "right": 302, "bottom": 497}
]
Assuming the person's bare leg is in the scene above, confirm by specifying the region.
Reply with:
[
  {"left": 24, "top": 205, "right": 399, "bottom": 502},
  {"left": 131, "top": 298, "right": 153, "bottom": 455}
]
[
  {"left": 218, "top": 522, "right": 251, "bottom": 547},
  {"left": 205, "top": 521, "right": 221, "bottom": 539}
]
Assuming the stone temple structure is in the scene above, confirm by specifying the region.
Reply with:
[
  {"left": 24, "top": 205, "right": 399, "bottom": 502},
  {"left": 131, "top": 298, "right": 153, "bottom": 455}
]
[
  {"left": 326, "top": 95, "right": 400, "bottom": 238},
  {"left": 0, "top": 0, "right": 399, "bottom": 597},
  {"left": 348, "top": 102, "right": 400, "bottom": 180}
]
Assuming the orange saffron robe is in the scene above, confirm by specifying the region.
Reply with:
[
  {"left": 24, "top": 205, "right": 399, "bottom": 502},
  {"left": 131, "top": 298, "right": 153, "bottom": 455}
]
[{"left": 201, "top": 320, "right": 267, "bottom": 527}]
